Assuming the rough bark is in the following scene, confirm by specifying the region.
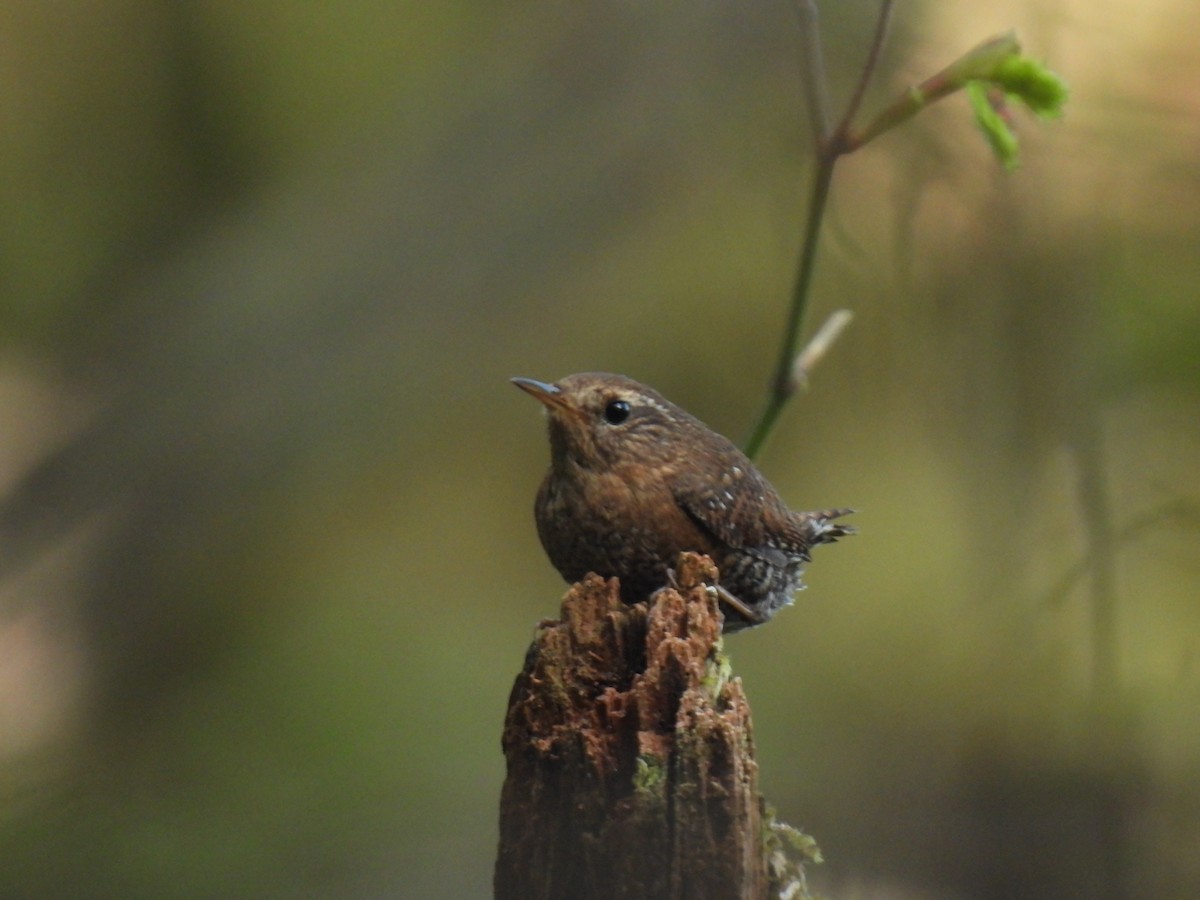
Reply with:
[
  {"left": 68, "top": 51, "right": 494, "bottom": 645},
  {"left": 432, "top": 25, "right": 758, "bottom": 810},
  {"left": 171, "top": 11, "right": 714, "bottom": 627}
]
[{"left": 495, "top": 552, "right": 767, "bottom": 900}]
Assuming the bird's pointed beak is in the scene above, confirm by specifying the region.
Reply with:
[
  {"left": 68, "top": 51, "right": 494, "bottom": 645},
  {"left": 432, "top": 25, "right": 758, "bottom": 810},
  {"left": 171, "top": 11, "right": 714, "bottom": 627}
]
[{"left": 511, "top": 377, "right": 573, "bottom": 414}]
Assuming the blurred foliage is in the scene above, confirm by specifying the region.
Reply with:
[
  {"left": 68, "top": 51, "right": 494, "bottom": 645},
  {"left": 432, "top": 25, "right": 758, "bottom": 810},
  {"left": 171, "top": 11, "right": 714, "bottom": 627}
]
[{"left": 0, "top": 1, "right": 1197, "bottom": 898}]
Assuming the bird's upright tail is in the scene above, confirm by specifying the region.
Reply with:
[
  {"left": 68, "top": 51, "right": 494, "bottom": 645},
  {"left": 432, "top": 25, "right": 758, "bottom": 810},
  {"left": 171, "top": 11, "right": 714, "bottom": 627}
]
[{"left": 799, "top": 507, "right": 856, "bottom": 546}]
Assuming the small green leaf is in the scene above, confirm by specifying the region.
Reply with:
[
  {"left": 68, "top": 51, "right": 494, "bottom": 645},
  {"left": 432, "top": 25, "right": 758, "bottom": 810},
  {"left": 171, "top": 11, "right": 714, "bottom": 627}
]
[
  {"left": 966, "top": 48, "right": 1068, "bottom": 169},
  {"left": 967, "top": 80, "right": 1020, "bottom": 170},
  {"left": 992, "top": 55, "right": 1070, "bottom": 117}
]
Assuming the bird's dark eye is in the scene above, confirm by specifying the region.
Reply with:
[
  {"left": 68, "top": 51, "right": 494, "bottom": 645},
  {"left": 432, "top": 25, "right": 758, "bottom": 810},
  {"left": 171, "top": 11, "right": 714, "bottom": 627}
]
[{"left": 603, "top": 399, "right": 631, "bottom": 425}]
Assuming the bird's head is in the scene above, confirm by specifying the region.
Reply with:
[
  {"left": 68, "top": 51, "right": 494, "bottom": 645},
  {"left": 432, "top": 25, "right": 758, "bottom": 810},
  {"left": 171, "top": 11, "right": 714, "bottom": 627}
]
[{"left": 512, "top": 373, "right": 691, "bottom": 471}]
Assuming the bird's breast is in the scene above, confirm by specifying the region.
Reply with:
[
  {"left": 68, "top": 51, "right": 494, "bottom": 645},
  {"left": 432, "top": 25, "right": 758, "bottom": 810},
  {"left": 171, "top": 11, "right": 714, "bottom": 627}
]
[{"left": 534, "top": 463, "right": 716, "bottom": 587}]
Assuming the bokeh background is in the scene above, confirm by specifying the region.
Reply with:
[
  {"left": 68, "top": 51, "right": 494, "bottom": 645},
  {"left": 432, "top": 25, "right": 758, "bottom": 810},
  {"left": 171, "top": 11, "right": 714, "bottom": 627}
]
[{"left": 1, "top": 2, "right": 1196, "bottom": 897}]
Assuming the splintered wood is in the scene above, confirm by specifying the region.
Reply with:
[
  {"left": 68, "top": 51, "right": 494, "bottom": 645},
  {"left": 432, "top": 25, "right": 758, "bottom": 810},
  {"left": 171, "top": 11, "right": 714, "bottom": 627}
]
[{"left": 495, "top": 553, "right": 766, "bottom": 900}]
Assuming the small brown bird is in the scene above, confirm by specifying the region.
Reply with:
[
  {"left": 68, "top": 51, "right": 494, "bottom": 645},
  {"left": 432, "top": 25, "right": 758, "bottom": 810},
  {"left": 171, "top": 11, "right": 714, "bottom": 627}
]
[{"left": 513, "top": 373, "right": 853, "bottom": 631}]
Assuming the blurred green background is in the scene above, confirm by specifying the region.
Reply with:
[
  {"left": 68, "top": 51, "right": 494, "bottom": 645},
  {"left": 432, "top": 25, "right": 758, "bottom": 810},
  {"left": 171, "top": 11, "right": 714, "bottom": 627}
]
[{"left": 0, "top": 2, "right": 1196, "bottom": 897}]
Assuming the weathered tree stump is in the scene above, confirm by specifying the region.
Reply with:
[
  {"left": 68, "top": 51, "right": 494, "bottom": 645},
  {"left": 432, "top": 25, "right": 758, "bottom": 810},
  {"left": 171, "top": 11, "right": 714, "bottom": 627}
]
[{"left": 495, "top": 552, "right": 768, "bottom": 899}]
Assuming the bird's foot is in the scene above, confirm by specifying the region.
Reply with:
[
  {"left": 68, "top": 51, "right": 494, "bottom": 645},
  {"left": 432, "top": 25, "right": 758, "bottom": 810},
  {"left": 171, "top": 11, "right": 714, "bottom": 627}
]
[{"left": 713, "top": 583, "right": 764, "bottom": 626}]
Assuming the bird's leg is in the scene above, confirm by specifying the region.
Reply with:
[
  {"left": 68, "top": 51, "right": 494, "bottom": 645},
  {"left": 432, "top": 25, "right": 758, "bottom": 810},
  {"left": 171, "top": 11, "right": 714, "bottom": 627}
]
[
  {"left": 714, "top": 584, "right": 764, "bottom": 625},
  {"left": 664, "top": 566, "right": 680, "bottom": 590},
  {"left": 668, "top": 565, "right": 763, "bottom": 626}
]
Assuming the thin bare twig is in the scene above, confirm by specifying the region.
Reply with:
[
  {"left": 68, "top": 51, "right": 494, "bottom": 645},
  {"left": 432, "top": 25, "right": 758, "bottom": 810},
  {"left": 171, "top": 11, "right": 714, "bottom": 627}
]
[
  {"left": 745, "top": 2, "right": 894, "bottom": 458},
  {"left": 744, "top": 160, "right": 836, "bottom": 459},
  {"left": 846, "top": 30, "right": 1021, "bottom": 152},
  {"left": 830, "top": 0, "right": 895, "bottom": 152},
  {"left": 794, "top": 0, "right": 832, "bottom": 147}
]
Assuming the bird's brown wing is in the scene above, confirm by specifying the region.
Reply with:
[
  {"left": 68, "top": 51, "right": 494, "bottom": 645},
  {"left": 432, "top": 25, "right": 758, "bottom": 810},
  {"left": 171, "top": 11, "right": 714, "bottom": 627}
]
[
  {"left": 669, "top": 460, "right": 775, "bottom": 554},
  {"left": 671, "top": 461, "right": 853, "bottom": 562}
]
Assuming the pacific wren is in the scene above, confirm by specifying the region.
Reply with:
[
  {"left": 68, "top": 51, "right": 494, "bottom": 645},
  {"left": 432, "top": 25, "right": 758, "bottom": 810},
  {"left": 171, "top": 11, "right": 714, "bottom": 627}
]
[{"left": 513, "top": 372, "right": 853, "bottom": 631}]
